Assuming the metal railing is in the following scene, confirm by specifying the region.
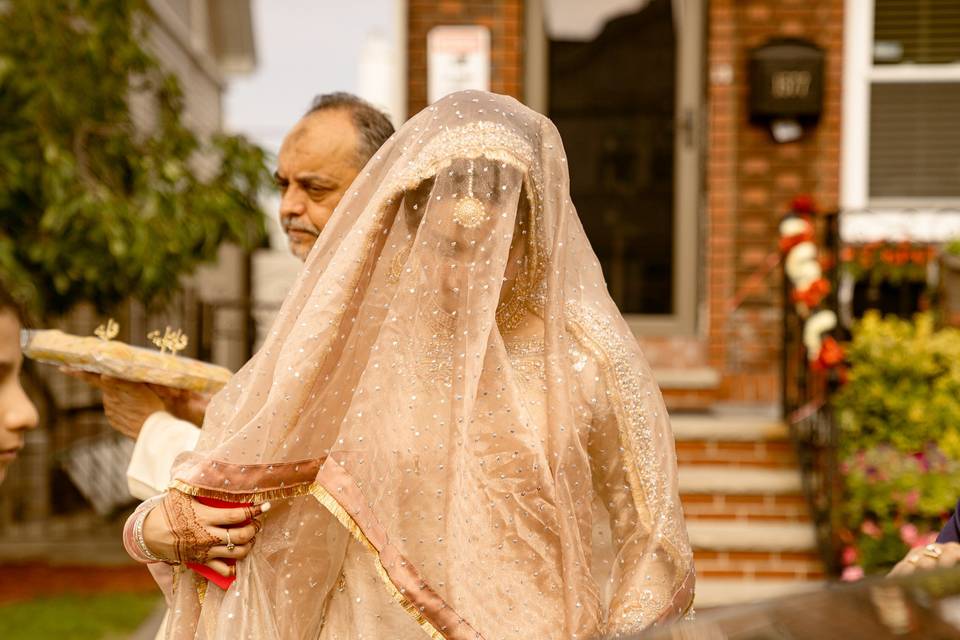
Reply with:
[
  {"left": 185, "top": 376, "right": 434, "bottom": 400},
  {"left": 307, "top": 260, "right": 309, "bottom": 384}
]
[{"left": 781, "top": 210, "right": 844, "bottom": 576}]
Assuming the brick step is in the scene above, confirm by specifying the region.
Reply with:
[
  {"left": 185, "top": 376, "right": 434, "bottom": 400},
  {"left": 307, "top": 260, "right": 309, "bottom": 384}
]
[
  {"left": 682, "top": 493, "right": 811, "bottom": 523},
  {"left": 693, "top": 550, "right": 824, "bottom": 580},
  {"left": 687, "top": 520, "right": 817, "bottom": 553},
  {"left": 679, "top": 466, "right": 803, "bottom": 495},
  {"left": 694, "top": 577, "right": 823, "bottom": 609},
  {"left": 677, "top": 439, "right": 797, "bottom": 468}
]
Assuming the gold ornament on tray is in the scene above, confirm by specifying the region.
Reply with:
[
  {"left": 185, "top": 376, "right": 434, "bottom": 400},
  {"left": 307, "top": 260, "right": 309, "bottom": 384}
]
[
  {"left": 148, "top": 327, "right": 189, "bottom": 356},
  {"left": 94, "top": 318, "right": 119, "bottom": 341}
]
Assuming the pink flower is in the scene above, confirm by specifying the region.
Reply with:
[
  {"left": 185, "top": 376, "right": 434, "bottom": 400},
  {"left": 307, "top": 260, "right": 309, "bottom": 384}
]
[
  {"left": 842, "top": 545, "right": 858, "bottom": 566},
  {"left": 912, "top": 451, "right": 929, "bottom": 471},
  {"left": 842, "top": 565, "right": 865, "bottom": 582},
  {"left": 903, "top": 489, "right": 920, "bottom": 511},
  {"left": 915, "top": 531, "right": 938, "bottom": 549},
  {"left": 861, "top": 520, "right": 882, "bottom": 539},
  {"left": 900, "top": 523, "right": 919, "bottom": 545}
]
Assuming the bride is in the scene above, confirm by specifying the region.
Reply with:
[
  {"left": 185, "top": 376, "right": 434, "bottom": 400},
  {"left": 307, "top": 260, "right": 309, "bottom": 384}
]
[{"left": 126, "top": 90, "right": 694, "bottom": 639}]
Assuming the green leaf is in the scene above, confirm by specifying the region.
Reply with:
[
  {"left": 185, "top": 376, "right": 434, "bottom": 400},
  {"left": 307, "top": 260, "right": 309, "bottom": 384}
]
[{"left": 0, "top": 0, "right": 270, "bottom": 318}]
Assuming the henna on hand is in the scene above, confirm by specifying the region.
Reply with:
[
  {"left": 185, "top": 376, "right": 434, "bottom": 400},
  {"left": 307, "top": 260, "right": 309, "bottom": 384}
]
[{"left": 161, "top": 490, "right": 220, "bottom": 564}]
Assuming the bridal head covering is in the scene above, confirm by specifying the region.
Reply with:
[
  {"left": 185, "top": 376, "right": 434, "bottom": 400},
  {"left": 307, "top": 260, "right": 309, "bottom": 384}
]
[{"left": 163, "top": 90, "right": 694, "bottom": 639}]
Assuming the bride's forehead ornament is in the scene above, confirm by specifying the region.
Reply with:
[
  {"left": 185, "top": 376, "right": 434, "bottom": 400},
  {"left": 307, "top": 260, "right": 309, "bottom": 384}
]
[{"left": 453, "top": 160, "right": 488, "bottom": 229}]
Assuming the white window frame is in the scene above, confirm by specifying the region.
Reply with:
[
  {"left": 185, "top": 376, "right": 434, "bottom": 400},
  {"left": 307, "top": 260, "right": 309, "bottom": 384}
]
[{"left": 842, "top": 0, "right": 960, "bottom": 216}]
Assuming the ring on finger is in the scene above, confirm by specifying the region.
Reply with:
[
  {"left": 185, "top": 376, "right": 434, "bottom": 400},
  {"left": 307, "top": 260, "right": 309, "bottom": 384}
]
[
  {"left": 907, "top": 554, "right": 921, "bottom": 565},
  {"left": 923, "top": 543, "right": 943, "bottom": 560},
  {"left": 225, "top": 529, "right": 235, "bottom": 552}
]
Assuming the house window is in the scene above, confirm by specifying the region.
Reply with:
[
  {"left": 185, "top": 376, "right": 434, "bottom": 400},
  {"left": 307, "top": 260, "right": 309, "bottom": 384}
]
[
  {"left": 843, "top": 0, "right": 960, "bottom": 210},
  {"left": 868, "top": 0, "right": 960, "bottom": 202},
  {"left": 840, "top": 0, "right": 960, "bottom": 321}
]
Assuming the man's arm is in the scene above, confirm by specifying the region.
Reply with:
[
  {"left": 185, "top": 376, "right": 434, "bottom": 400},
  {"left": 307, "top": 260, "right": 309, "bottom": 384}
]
[
  {"left": 937, "top": 500, "right": 960, "bottom": 544},
  {"left": 60, "top": 370, "right": 207, "bottom": 499},
  {"left": 127, "top": 411, "right": 200, "bottom": 499}
]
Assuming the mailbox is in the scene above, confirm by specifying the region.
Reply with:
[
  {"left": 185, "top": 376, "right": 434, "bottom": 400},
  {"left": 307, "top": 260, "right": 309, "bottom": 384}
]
[{"left": 749, "top": 38, "right": 824, "bottom": 121}]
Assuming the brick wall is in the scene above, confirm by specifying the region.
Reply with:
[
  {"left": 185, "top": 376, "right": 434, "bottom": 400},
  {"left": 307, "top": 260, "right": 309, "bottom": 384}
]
[
  {"left": 405, "top": 0, "right": 844, "bottom": 408},
  {"left": 707, "top": 0, "right": 843, "bottom": 404},
  {"left": 407, "top": 0, "right": 524, "bottom": 115}
]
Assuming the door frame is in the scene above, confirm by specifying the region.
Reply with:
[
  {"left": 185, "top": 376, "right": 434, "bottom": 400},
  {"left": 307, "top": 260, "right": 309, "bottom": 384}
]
[{"left": 525, "top": 0, "right": 705, "bottom": 336}]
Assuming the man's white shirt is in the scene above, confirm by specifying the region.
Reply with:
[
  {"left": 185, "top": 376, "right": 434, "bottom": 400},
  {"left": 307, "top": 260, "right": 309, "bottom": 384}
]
[{"left": 127, "top": 412, "right": 200, "bottom": 500}]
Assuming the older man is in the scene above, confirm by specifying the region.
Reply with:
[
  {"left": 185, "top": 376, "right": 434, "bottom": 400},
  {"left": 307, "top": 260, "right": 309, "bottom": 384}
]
[{"left": 81, "top": 93, "right": 394, "bottom": 499}]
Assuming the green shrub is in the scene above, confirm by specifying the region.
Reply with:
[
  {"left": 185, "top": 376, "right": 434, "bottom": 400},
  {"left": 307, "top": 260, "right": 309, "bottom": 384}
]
[
  {"left": 946, "top": 238, "right": 960, "bottom": 257},
  {"left": 833, "top": 312, "right": 960, "bottom": 574}
]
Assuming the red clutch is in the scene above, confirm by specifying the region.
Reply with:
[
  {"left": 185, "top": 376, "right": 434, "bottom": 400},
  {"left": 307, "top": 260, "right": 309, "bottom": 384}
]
[{"left": 185, "top": 496, "right": 252, "bottom": 591}]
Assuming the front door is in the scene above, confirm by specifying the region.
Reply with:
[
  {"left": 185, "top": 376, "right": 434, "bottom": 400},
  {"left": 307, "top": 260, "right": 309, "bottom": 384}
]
[{"left": 530, "top": 0, "right": 703, "bottom": 334}]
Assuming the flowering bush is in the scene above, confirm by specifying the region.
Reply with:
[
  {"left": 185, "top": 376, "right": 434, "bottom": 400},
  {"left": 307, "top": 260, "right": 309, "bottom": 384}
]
[
  {"left": 841, "top": 242, "right": 935, "bottom": 286},
  {"left": 839, "top": 445, "right": 960, "bottom": 574},
  {"left": 833, "top": 312, "right": 960, "bottom": 575},
  {"left": 946, "top": 238, "right": 960, "bottom": 257}
]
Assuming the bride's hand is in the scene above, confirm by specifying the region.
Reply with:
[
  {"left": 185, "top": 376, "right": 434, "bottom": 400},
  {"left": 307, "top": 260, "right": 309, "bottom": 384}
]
[{"left": 142, "top": 490, "right": 270, "bottom": 577}]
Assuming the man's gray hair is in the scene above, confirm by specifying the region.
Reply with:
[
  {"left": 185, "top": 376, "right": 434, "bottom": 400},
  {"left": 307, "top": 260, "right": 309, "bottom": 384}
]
[{"left": 306, "top": 92, "right": 395, "bottom": 168}]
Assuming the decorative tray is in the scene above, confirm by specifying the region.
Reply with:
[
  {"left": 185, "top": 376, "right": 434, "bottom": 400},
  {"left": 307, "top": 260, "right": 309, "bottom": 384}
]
[{"left": 21, "top": 328, "right": 232, "bottom": 393}]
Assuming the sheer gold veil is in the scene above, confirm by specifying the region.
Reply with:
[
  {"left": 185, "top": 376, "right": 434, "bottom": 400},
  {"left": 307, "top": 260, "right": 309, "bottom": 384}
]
[{"left": 160, "top": 90, "right": 693, "bottom": 639}]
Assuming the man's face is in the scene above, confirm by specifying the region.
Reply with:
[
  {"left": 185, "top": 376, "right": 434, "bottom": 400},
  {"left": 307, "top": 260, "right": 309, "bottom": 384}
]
[
  {"left": 0, "top": 310, "right": 39, "bottom": 484},
  {"left": 275, "top": 109, "right": 361, "bottom": 261}
]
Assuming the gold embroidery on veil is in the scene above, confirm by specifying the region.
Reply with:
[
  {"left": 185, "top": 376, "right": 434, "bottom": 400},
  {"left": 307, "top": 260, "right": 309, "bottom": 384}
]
[{"left": 565, "top": 301, "right": 694, "bottom": 625}]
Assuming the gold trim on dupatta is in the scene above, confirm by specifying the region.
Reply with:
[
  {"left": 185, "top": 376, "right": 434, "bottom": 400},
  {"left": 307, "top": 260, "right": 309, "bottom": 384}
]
[
  {"left": 309, "top": 482, "right": 447, "bottom": 640},
  {"left": 168, "top": 479, "right": 313, "bottom": 504}
]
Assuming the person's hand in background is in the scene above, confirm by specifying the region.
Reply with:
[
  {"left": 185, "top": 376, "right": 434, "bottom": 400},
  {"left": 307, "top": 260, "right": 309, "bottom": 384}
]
[
  {"left": 889, "top": 542, "right": 960, "bottom": 576},
  {"left": 148, "top": 385, "right": 210, "bottom": 427},
  {"left": 61, "top": 369, "right": 163, "bottom": 438}
]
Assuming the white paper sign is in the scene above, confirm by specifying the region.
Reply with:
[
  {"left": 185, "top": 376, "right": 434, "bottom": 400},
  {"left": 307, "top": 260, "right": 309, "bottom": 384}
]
[{"left": 427, "top": 26, "right": 491, "bottom": 104}]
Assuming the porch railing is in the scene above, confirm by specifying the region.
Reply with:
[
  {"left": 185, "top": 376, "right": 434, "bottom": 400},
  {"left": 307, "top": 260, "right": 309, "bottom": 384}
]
[{"left": 781, "top": 210, "right": 844, "bottom": 576}]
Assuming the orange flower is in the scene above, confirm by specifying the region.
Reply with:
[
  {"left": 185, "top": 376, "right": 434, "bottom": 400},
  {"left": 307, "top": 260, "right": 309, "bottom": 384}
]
[
  {"left": 792, "top": 278, "right": 831, "bottom": 308},
  {"left": 813, "top": 336, "right": 845, "bottom": 371}
]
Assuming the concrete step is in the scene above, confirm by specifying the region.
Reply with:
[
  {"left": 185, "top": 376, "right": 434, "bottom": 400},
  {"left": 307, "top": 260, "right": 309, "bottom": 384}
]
[
  {"left": 656, "top": 369, "right": 721, "bottom": 411},
  {"left": 694, "top": 577, "right": 823, "bottom": 608},
  {"left": 679, "top": 466, "right": 803, "bottom": 495},
  {"left": 655, "top": 368, "right": 721, "bottom": 390},
  {"left": 671, "top": 413, "right": 788, "bottom": 443},
  {"left": 687, "top": 520, "right": 817, "bottom": 553}
]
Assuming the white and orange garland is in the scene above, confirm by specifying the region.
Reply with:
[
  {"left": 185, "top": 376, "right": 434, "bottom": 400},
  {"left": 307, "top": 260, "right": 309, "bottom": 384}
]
[{"left": 779, "top": 199, "right": 844, "bottom": 372}]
